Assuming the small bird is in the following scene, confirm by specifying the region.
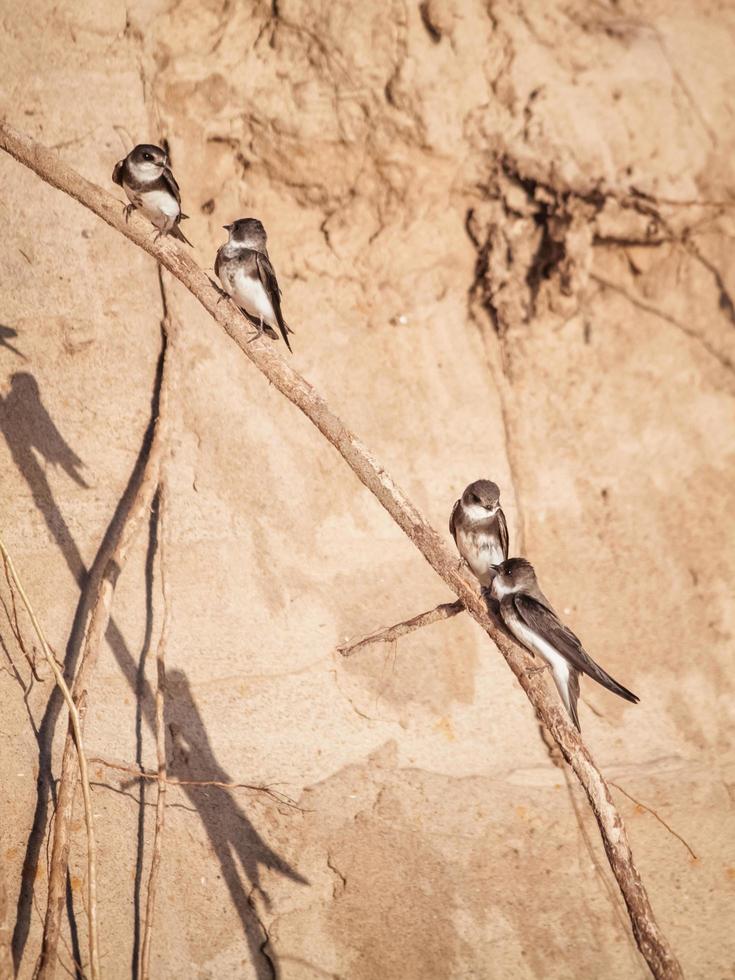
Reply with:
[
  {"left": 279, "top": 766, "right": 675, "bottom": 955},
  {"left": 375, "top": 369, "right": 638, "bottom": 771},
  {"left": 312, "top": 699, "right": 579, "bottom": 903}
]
[
  {"left": 215, "top": 218, "right": 293, "bottom": 352},
  {"left": 449, "top": 480, "right": 509, "bottom": 587},
  {"left": 491, "top": 557, "right": 639, "bottom": 731},
  {"left": 112, "top": 143, "right": 192, "bottom": 244}
]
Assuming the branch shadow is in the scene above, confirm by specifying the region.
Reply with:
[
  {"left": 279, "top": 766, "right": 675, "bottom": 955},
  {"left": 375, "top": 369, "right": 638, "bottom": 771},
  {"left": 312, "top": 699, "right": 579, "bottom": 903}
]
[
  {"left": 0, "top": 345, "right": 306, "bottom": 978},
  {"left": 0, "top": 324, "right": 26, "bottom": 361},
  {"left": 1, "top": 368, "right": 102, "bottom": 977},
  {"left": 166, "top": 670, "right": 308, "bottom": 979},
  {"left": 131, "top": 492, "right": 159, "bottom": 979}
]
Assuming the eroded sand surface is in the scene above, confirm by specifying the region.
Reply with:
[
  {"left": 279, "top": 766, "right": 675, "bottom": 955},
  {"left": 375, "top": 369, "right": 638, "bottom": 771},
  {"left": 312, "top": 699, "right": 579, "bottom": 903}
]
[{"left": 1, "top": 1, "right": 734, "bottom": 976}]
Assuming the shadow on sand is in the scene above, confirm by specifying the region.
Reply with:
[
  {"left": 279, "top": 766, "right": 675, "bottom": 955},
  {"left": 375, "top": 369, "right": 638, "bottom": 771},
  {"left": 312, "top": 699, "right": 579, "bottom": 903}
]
[{"left": 1, "top": 337, "right": 305, "bottom": 979}]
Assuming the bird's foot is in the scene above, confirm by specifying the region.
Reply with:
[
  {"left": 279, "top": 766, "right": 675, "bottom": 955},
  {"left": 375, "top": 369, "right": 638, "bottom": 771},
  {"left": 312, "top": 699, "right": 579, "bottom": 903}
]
[
  {"left": 525, "top": 664, "right": 550, "bottom": 679},
  {"left": 247, "top": 318, "right": 266, "bottom": 344},
  {"left": 480, "top": 586, "right": 501, "bottom": 620},
  {"left": 206, "top": 276, "right": 229, "bottom": 301},
  {"left": 123, "top": 203, "right": 135, "bottom": 223}
]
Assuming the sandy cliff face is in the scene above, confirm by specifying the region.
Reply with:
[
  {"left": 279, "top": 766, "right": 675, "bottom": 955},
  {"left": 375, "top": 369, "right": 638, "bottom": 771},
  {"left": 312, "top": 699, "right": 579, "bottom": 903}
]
[{"left": 1, "top": 0, "right": 734, "bottom": 977}]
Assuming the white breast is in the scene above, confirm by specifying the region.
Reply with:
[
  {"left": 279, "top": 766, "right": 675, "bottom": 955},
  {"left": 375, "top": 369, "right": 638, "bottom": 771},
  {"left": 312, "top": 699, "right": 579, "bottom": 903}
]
[
  {"left": 463, "top": 503, "right": 494, "bottom": 522},
  {"left": 455, "top": 525, "right": 504, "bottom": 586},
  {"left": 227, "top": 268, "right": 276, "bottom": 326},
  {"left": 137, "top": 189, "right": 180, "bottom": 228},
  {"left": 508, "top": 613, "right": 561, "bottom": 669}
]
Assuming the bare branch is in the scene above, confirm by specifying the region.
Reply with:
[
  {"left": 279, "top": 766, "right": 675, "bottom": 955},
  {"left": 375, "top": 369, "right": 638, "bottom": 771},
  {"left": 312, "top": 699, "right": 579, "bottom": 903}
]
[
  {"left": 338, "top": 600, "right": 464, "bottom": 656},
  {"left": 610, "top": 782, "right": 698, "bottom": 862},
  {"left": 33, "top": 324, "right": 172, "bottom": 980},
  {"left": 1, "top": 554, "right": 44, "bottom": 682},
  {"left": 0, "top": 121, "right": 683, "bottom": 980},
  {"left": 0, "top": 821, "right": 13, "bottom": 980},
  {"left": 88, "top": 757, "right": 302, "bottom": 809},
  {"left": 0, "top": 541, "right": 100, "bottom": 980}
]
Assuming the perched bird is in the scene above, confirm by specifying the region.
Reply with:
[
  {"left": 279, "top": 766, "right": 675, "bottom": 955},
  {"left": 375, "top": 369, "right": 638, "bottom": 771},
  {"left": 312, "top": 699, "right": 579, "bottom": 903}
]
[
  {"left": 449, "top": 480, "right": 509, "bottom": 587},
  {"left": 490, "top": 558, "right": 639, "bottom": 731},
  {"left": 215, "top": 218, "right": 293, "bottom": 352},
  {"left": 112, "top": 143, "right": 192, "bottom": 244}
]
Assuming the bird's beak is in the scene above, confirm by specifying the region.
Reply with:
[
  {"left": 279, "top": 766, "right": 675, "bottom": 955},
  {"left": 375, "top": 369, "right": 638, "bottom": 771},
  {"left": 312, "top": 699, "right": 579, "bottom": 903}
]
[{"left": 223, "top": 224, "right": 231, "bottom": 231}]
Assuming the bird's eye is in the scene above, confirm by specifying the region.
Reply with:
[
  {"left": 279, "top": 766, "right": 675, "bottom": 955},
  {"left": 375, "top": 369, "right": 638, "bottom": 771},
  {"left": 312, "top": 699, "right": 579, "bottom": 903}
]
[{"left": 143, "top": 153, "right": 153, "bottom": 161}]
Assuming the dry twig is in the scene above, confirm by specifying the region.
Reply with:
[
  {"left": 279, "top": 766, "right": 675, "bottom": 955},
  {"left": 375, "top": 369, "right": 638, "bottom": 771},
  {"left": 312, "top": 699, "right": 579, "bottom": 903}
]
[
  {"left": 32, "top": 323, "right": 172, "bottom": 980},
  {"left": 610, "top": 782, "right": 698, "bottom": 862},
  {"left": 0, "top": 540, "right": 100, "bottom": 980},
  {"left": 1, "top": 555, "right": 44, "bottom": 682},
  {"left": 0, "top": 122, "right": 683, "bottom": 980},
  {"left": 0, "top": 811, "right": 15, "bottom": 979},
  {"left": 89, "top": 756, "right": 301, "bottom": 809},
  {"left": 338, "top": 600, "right": 464, "bottom": 656}
]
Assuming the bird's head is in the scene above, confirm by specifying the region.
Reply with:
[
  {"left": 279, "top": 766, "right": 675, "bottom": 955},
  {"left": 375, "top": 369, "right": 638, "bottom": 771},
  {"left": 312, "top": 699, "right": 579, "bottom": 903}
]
[
  {"left": 223, "top": 218, "right": 267, "bottom": 250},
  {"left": 461, "top": 479, "right": 501, "bottom": 520},
  {"left": 490, "top": 557, "right": 537, "bottom": 599},
  {"left": 128, "top": 144, "right": 168, "bottom": 178}
]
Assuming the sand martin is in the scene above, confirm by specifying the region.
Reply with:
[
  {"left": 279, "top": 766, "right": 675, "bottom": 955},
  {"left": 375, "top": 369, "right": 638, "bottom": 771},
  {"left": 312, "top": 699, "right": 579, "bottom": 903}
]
[
  {"left": 450, "top": 480, "right": 509, "bottom": 587},
  {"left": 215, "top": 218, "right": 293, "bottom": 352},
  {"left": 112, "top": 143, "right": 192, "bottom": 244},
  {"left": 491, "top": 558, "right": 639, "bottom": 730}
]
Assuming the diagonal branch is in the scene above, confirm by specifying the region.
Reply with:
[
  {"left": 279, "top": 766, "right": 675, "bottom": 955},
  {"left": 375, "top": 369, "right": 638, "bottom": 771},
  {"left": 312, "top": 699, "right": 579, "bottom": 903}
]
[
  {"left": 33, "top": 323, "right": 171, "bottom": 980},
  {"left": 0, "top": 840, "right": 11, "bottom": 980},
  {"left": 0, "top": 121, "right": 682, "bottom": 980},
  {"left": 338, "top": 600, "right": 464, "bottom": 657},
  {"left": 0, "top": 540, "right": 100, "bottom": 980},
  {"left": 610, "top": 782, "right": 698, "bottom": 862}
]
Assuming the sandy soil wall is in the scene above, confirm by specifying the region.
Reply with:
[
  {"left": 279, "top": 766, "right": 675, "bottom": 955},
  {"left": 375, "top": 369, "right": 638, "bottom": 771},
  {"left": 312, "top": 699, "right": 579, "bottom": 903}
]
[{"left": 1, "top": 0, "right": 734, "bottom": 977}]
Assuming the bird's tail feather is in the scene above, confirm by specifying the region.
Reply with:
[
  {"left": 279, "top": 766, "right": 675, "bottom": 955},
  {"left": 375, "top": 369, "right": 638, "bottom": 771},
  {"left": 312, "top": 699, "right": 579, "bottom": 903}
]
[
  {"left": 584, "top": 661, "right": 639, "bottom": 704},
  {"left": 555, "top": 668, "right": 582, "bottom": 732},
  {"left": 171, "top": 222, "right": 193, "bottom": 246}
]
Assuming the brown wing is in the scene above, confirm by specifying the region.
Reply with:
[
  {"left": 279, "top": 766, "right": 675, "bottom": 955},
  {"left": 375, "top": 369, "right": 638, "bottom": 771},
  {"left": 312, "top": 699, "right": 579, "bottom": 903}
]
[
  {"left": 161, "top": 165, "right": 182, "bottom": 206},
  {"left": 513, "top": 594, "right": 639, "bottom": 704},
  {"left": 112, "top": 160, "right": 124, "bottom": 186},
  {"left": 255, "top": 251, "right": 292, "bottom": 352},
  {"left": 170, "top": 222, "right": 192, "bottom": 246},
  {"left": 214, "top": 245, "right": 225, "bottom": 281},
  {"left": 497, "top": 507, "right": 509, "bottom": 561},
  {"left": 449, "top": 499, "right": 461, "bottom": 545}
]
